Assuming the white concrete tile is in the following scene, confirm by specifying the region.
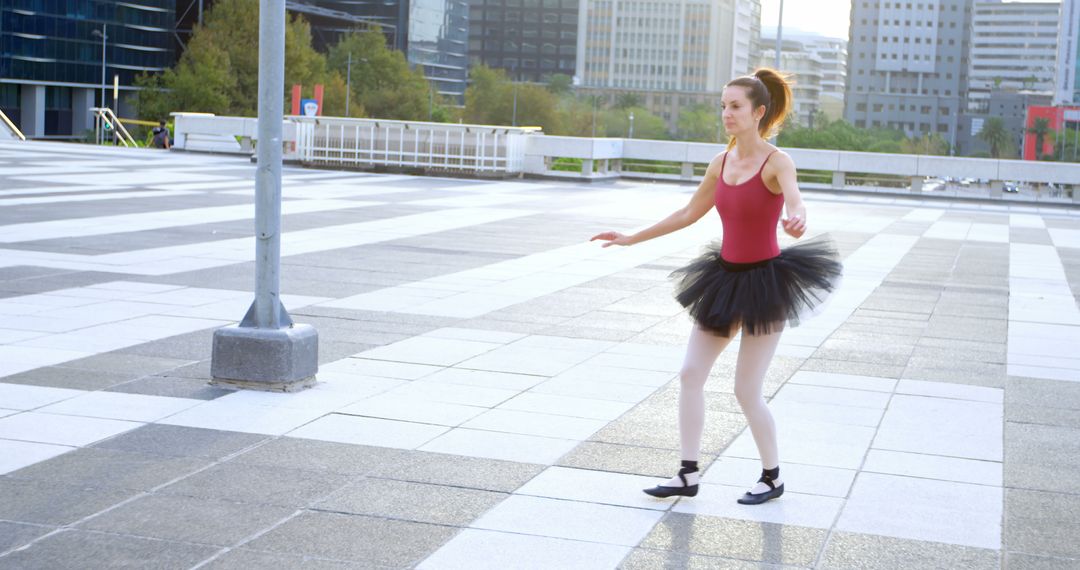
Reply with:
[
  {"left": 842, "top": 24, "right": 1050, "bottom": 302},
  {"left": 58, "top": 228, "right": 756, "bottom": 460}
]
[
  {"left": 418, "top": 529, "right": 631, "bottom": 570},
  {"left": 894, "top": 379, "right": 1003, "bottom": 404},
  {"left": 702, "top": 456, "right": 856, "bottom": 498},
  {"left": 724, "top": 420, "right": 876, "bottom": 470},
  {"left": 787, "top": 371, "right": 897, "bottom": 392},
  {"left": 36, "top": 391, "right": 203, "bottom": 422},
  {"left": 498, "top": 393, "right": 635, "bottom": 421},
  {"left": 321, "top": 358, "right": 440, "bottom": 380},
  {"left": 529, "top": 377, "right": 658, "bottom": 403},
  {"left": 0, "top": 412, "right": 140, "bottom": 446},
  {"left": 422, "top": 327, "right": 526, "bottom": 344},
  {"left": 862, "top": 449, "right": 1002, "bottom": 487},
  {"left": 768, "top": 399, "right": 885, "bottom": 428},
  {"left": 460, "top": 409, "right": 607, "bottom": 440},
  {"left": 418, "top": 368, "right": 546, "bottom": 391},
  {"left": 383, "top": 381, "right": 519, "bottom": 408},
  {"left": 672, "top": 482, "right": 843, "bottom": 529},
  {"left": 771, "top": 384, "right": 892, "bottom": 409},
  {"left": 0, "top": 383, "right": 85, "bottom": 410},
  {"left": 552, "top": 364, "right": 675, "bottom": 388},
  {"left": 418, "top": 428, "right": 578, "bottom": 464},
  {"left": 337, "top": 396, "right": 487, "bottom": 426},
  {"left": 836, "top": 472, "right": 1002, "bottom": 549},
  {"left": 354, "top": 336, "right": 502, "bottom": 367},
  {"left": 288, "top": 413, "right": 448, "bottom": 449},
  {"left": 472, "top": 495, "right": 664, "bottom": 546},
  {"left": 0, "top": 439, "right": 74, "bottom": 474},
  {"left": 873, "top": 394, "right": 1002, "bottom": 461},
  {"left": 158, "top": 401, "right": 326, "bottom": 436},
  {"left": 515, "top": 466, "right": 672, "bottom": 510},
  {"left": 458, "top": 345, "right": 598, "bottom": 376}
]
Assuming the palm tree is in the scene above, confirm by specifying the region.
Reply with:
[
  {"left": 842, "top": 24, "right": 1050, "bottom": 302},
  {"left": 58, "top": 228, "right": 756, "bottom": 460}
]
[
  {"left": 1027, "top": 118, "right": 1051, "bottom": 160},
  {"left": 978, "top": 117, "right": 1010, "bottom": 158}
]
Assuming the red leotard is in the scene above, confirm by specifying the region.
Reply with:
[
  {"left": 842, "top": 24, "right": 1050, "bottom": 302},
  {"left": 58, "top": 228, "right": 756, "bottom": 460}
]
[{"left": 715, "top": 150, "right": 783, "bottom": 263}]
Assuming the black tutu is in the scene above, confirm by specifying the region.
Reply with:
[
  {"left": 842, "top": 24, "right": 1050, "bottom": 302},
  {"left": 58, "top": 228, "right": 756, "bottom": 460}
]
[{"left": 670, "top": 234, "right": 843, "bottom": 337}]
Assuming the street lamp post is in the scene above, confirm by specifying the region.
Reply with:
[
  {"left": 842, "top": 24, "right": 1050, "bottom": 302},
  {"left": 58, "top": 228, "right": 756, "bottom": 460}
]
[
  {"left": 345, "top": 52, "right": 351, "bottom": 116},
  {"left": 775, "top": 0, "right": 783, "bottom": 70},
  {"left": 628, "top": 111, "right": 634, "bottom": 139},
  {"left": 92, "top": 26, "right": 107, "bottom": 110}
]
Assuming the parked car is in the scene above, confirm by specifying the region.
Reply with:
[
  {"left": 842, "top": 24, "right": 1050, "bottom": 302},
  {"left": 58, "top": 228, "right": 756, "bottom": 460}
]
[{"left": 1003, "top": 182, "right": 1019, "bottom": 193}]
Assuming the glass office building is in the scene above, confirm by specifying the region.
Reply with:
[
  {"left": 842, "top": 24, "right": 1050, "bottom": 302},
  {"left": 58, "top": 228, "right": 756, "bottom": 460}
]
[
  {"left": 0, "top": 0, "right": 175, "bottom": 137},
  {"left": 294, "top": 0, "right": 469, "bottom": 101}
]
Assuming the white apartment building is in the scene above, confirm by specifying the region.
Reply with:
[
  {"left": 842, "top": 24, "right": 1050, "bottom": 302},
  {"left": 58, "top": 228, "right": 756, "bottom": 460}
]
[
  {"left": 575, "top": 0, "right": 760, "bottom": 133},
  {"left": 1057, "top": 0, "right": 1080, "bottom": 104},
  {"left": 967, "top": 0, "right": 1060, "bottom": 112},
  {"left": 576, "top": 0, "right": 759, "bottom": 91},
  {"left": 760, "top": 39, "right": 825, "bottom": 127},
  {"left": 762, "top": 33, "right": 847, "bottom": 124}
]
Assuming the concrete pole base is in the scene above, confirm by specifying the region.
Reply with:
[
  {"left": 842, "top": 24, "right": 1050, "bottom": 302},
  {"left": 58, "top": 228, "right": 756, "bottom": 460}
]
[{"left": 210, "top": 324, "right": 318, "bottom": 392}]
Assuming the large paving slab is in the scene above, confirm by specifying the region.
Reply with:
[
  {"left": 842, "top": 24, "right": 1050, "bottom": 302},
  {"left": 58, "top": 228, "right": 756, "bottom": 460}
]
[{"left": 0, "top": 140, "right": 1078, "bottom": 568}]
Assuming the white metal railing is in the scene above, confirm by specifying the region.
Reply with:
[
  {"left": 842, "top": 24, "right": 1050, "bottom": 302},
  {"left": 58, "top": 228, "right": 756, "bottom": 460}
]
[
  {"left": 523, "top": 136, "right": 1080, "bottom": 204},
  {"left": 161, "top": 112, "right": 1080, "bottom": 204},
  {"left": 291, "top": 116, "right": 540, "bottom": 175},
  {"left": 91, "top": 107, "right": 136, "bottom": 147},
  {"left": 0, "top": 108, "right": 25, "bottom": 141}
]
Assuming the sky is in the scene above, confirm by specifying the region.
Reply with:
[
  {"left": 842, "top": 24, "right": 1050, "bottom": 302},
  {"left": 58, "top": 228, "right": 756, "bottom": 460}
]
[{"left": 758, "top": 0, "right": 1059, "bottom": 42}]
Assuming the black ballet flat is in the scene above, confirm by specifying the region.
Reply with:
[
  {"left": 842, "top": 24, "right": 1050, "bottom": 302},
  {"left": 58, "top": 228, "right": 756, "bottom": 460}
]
[
  {"left": 737, "top": 475, "right": 783, "bottom": 505},
  {"left": 643, "top": 467, "right": 699, "bottom": 498}
]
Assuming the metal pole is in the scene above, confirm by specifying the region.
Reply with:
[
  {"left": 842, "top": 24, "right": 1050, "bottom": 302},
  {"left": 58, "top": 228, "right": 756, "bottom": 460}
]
[
  {"left": 198, "top": 0, "right": 204, "bottom": 25},
  {"left": 774, "top": 0, "right": 783, "bottom": 70},
  {"left": 512, "top": 84, "right": 518, "bottom": 127},
  {"left": 345, "top": 52, "right": 352, "bottom": 116},
  {"left": 254, "top": 0, "right": 285, "bottom": 329}
]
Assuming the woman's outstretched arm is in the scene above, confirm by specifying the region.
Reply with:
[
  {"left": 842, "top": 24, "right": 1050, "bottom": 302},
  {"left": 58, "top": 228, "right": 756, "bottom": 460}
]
[
  {"left": 766, "top": 151, "right": 807, "bottom": 239},
  {"left": 591, "top": 152, "right": 726, "bottom": 247}
]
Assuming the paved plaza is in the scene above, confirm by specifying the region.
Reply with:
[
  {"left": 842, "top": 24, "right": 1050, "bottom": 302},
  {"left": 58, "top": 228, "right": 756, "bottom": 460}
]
[{"left": 0, "top": 140, "right": 1079, "bottom": 569}]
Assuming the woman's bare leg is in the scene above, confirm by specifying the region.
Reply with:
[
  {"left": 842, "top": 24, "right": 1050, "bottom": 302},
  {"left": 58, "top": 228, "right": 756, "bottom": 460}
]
[
  {"left": 734, "top": 325, "right": 784, "bottom": 493},
  {"left": 658, "top": 325, "right": 735, "bottom": 487}
]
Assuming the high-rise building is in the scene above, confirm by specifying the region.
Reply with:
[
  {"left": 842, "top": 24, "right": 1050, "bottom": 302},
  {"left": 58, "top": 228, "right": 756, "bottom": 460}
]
[
  {"left": 467, "top": 0, "right": 579, "bottom": 83},
  {"left": 844, "top": 0, "right": 972, "bottom": 150},
  {"left": 575, "top": 0, "right": 759, "bottom": 133},
  {"left": 761, "top": 33, "right": 847, "bottom": 125},
  {"left": 1057, "top": 0, "right": 1080, "bottom": 105},
  {"left": 0, "top": 0, "right": 176, "bottom": 138},
  {"left": 967, "top": 0, "right": 1059, "bottom": 113},
  {"left": 759, "top": 40, "right": 824, "bottom": 127}
]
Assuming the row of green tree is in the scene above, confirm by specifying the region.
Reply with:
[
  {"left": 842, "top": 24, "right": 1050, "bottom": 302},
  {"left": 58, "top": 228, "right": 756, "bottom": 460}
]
[
  {"left": 136, "top": 0, "right": 1077, "bottom": 161},
  {"left": 136, "top": 0, "right": 448, "bottom": 122}
]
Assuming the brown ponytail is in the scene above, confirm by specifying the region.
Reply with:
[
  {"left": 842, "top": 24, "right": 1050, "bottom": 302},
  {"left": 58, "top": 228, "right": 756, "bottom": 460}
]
[{"left": 725, "top": 67, "right": 793, "bottom": 147}]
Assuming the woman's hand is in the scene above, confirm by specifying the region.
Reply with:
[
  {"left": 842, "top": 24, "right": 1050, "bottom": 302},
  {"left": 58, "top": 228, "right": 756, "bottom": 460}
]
[
  {"left": 590, "top": 231, "right": 634, "bottom": 247},
  {"left": 781, "top": 215, "right": 806, "bottom": 238}
]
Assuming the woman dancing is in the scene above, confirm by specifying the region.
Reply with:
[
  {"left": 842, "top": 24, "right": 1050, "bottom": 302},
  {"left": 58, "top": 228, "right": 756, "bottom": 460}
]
[{"left": 590, "top": 68, "right": 842, "bottom": 505}]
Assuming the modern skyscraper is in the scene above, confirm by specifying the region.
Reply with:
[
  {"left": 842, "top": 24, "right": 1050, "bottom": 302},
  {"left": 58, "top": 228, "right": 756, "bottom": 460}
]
[
  {"left": 467, "top": 0, "right": 579, "bottom": 83},
  {"left": 844, "top": 0, "right": 972, "bottom": 150},
  {"left": 967, "top": 0, "right": 1059, "bottom": 113},
  {"left": 1057, "top": 0, "right": 1080, "bottom": 105},
  {"left": 0, "top": 0, "right": 176, "bottom": 137}
]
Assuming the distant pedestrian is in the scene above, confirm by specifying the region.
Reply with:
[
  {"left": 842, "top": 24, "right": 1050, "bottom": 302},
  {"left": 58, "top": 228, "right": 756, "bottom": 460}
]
[{"left": 151, "top": 120, "right": 170, "bottom": 149}]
